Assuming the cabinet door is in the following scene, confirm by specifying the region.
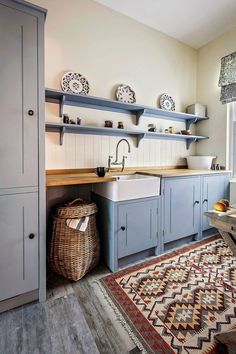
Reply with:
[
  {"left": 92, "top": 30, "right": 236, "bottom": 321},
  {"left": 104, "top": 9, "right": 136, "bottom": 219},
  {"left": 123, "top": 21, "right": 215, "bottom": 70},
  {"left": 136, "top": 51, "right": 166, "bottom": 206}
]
[
  {"left": 0, "top": 193, "right": 38, "bottom": 301},
  {"left": 117, "top": 199, "right": 158, "bottom": 259},
  {"left": 163, "top": 177, "right": 200, "bottom": 243},
  {"left": 202, "top": 175, "right": 230, "bottom": 231},
  {"left": 0, "top": 5, "right": 38, "bottom": 189}
]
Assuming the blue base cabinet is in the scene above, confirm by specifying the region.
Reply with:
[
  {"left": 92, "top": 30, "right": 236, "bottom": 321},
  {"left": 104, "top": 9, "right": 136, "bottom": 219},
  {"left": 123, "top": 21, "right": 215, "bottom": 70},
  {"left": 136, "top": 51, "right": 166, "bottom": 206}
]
[
  {"left": 93, "top": 173, "right": 230, "bottom": 272},
  {"left": 162, "top": 176, "right": 201, "bottom": 244},
  {"left": 117, "top": 199, "right": 159, "bottom": 258},
  {"left": 161, "top": 173, "right": 230, "bottom": 251},
  {"left": 92, "top": 194, "right": 160, "bottom": 272},
  {"left": 202, "top": 174, "right": 230, "bottom": 231}
]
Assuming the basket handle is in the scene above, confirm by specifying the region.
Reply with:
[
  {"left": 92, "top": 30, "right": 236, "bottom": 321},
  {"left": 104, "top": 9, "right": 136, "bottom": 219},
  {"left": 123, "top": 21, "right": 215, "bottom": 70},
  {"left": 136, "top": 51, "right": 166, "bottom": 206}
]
[{"left": 67, "top": 198, "right": 84, "bottom": 205}]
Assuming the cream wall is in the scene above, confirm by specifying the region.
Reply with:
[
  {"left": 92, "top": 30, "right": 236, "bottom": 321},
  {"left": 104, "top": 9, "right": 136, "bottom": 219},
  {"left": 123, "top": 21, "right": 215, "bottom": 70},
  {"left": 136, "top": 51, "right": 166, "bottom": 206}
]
[
  {"left": 196, "top": 26, "right": 236, "bottom": 166},
  {"left": 32, "top": 0, "right": 198, "bottom": 169}
]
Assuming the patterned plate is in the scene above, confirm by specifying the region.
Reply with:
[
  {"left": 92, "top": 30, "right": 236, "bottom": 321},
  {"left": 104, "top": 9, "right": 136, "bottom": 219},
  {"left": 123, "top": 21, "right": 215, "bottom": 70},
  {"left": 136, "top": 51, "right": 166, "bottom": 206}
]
[
  {"left": 116, "top": 84, "right": 136, "bottom": 104},
  {"left": 61, "top": 72, "right": 90, "bottom": 95},
  {"left": 160, "top": 93, "right": 175, "bottom": 111}
]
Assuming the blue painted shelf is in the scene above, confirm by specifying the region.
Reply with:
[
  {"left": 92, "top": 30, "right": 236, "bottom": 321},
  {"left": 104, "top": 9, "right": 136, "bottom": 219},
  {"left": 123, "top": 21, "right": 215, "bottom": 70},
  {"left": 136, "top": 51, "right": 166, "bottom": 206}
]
[
  {"left": 45, "top": 122, "right": 208, "bottom": 149},
  {"left": 45, "top": 88, "right": 208, "bottom": 129}
]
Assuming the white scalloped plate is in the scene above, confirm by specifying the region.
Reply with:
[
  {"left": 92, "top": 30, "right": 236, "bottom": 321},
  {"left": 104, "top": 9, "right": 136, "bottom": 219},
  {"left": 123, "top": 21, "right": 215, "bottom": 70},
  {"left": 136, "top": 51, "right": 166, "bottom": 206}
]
[
  {"left": 160, "top": 93, "right": 175, "bottom": 111},
  {"left": 61, "top": 72, "right": 90, "bottom": 95},
  {"left": 116, "top": 84, "right": 136, "bottom": 104}
]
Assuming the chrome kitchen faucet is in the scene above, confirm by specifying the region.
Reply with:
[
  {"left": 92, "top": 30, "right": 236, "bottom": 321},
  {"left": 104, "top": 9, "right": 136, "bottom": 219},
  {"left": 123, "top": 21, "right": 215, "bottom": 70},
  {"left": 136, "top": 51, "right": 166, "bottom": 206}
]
[{"left": 108, "top": 139, "right": 131, "bottom": 172}]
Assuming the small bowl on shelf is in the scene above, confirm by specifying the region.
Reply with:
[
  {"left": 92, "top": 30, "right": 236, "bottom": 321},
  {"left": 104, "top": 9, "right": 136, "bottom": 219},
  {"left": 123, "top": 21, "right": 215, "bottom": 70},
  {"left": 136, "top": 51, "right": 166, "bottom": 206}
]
[{"left": 180, "top": 129, "right": 192, "bottom": 135}]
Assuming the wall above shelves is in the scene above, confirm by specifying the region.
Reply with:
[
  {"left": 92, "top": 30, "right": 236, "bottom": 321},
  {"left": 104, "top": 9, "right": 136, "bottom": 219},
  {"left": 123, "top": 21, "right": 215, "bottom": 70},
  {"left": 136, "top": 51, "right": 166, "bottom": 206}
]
[
  {"left": 45, "top": 122, "right": 208, "bottom": 149},
  {"left": 45, "top": 88, "right": 208, "bottom": 129}
]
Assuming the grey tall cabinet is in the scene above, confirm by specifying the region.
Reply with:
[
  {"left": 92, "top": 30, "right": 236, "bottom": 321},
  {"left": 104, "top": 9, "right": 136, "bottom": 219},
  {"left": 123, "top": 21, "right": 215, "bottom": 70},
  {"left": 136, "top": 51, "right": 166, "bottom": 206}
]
[{"left": 0, "top": 0, "right": 46, "bottom": 312}]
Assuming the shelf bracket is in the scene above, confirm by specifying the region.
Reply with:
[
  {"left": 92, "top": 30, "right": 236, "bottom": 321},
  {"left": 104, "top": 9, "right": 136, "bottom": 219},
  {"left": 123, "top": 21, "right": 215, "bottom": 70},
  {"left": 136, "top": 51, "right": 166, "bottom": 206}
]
[
  {"left": 186, "top": 117, "right": 198, "bottom": 130},
  {"left": 59, "top": 95, "right": 66, "bottom": 118},
  {"left": 60, "top": 126, "right": 66, "bottom": 145},
  {"left": 186, "top": 138, "right": 197, "bottom": 150},
  {"left": 136, "top": 133, "right": 146, "bottom": 148},
  {"left": 136, "top": 109, "right": 146, "bottom": 125}
]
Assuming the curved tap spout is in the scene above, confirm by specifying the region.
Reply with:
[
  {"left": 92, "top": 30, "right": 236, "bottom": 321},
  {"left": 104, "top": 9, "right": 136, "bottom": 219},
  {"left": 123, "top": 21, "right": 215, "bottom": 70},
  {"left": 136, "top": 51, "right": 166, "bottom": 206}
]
[{"left": 114, "top": 139, "right": 131, "bottom": 163}]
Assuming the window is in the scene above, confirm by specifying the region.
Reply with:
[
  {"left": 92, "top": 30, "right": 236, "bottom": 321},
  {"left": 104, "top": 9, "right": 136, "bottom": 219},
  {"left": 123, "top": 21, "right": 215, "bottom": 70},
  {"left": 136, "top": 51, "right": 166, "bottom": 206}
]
[{"left": 227, "top": 102, "right": 236, "bottom": 176}]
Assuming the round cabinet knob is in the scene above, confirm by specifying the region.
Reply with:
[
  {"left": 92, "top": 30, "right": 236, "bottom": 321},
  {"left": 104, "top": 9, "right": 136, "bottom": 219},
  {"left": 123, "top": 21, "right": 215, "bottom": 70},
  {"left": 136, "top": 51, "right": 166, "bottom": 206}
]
[
  {"left": 194, "top": 201, "right": 200, "bottom": 205},
  {"left": 28, "top": 109, "right": 34, "bottom": 116},
  {"left": 121, "top": 226, "right": 126, "bottom": 231},
  {"left": 29, "top": 233, "right": 35, "bottom": 239},
  {"left": 203, "top": 199, "right": 208, "bottom": 203}
]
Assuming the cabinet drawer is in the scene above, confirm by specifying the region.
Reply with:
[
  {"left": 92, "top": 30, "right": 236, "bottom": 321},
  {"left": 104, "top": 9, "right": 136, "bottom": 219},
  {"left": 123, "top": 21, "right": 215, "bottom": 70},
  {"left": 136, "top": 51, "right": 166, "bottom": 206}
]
[
  {"left": 209, "top": 219, "right": 236, "bottom": 236},
  {"left": 117, "top": 198, "right": 158, "bottom": 259},
  {"left": 0, "top": 192, "right": 38, "bottom": 301}
]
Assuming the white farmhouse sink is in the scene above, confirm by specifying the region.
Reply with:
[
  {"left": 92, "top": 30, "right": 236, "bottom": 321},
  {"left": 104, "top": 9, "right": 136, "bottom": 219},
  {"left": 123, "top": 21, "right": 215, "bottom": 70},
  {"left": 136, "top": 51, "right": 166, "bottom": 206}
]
[{"left": 93, "top": 174, "right": 160, "bottom": 201}]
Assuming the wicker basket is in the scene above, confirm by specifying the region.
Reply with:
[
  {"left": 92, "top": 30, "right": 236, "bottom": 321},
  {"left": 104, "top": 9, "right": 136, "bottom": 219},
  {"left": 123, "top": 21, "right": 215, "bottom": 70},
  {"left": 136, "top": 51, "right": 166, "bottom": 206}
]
[{"left": 49, "top": 198, "right": 100, "bottom": 281}]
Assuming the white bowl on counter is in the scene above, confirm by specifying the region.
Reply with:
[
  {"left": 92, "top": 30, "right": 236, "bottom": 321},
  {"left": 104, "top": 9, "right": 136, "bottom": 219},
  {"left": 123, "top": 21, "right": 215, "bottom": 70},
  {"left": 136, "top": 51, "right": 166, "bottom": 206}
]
[{"left": 186, "top": 156, "right": 216, "bottom": 170}]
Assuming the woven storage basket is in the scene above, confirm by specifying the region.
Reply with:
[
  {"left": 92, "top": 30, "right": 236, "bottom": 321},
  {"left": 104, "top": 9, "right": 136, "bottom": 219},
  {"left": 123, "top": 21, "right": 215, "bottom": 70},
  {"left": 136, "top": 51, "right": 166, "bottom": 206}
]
[{"left": 49, "top": 198, "right": 100, "bottom": 281}]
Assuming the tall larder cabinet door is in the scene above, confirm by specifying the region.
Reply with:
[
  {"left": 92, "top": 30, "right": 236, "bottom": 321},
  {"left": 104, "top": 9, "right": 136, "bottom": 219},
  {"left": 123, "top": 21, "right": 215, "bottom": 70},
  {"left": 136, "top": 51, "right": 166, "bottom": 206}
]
[
  {"left": 0, "top": 4, "right": 38, "bottom": 189},
  {"left": 0, "top": 192, "right": 38, "bottom": 301}
]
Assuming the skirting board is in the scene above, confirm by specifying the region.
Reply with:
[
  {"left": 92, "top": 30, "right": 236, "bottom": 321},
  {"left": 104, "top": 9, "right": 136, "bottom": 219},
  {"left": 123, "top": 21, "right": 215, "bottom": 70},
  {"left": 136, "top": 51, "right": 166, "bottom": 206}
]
[{"left": 0, "top": 290, "right": 38, "bottom": 313}]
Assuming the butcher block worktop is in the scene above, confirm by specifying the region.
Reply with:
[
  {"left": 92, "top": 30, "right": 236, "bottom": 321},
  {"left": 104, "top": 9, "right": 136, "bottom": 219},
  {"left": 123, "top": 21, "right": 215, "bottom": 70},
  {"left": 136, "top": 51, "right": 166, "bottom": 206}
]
[
  {"left": 138, "top": 169, "right": 231, "bottom": 178},
  {"left": 46, "top": 167, "right": 231, "bottom": 187}
]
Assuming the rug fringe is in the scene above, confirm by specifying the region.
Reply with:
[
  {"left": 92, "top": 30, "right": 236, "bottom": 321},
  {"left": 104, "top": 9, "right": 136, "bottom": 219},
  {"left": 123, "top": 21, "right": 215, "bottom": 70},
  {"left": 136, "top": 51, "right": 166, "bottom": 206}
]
[{"left": 94, "top": 280, "right": 148, "bottom": 354}]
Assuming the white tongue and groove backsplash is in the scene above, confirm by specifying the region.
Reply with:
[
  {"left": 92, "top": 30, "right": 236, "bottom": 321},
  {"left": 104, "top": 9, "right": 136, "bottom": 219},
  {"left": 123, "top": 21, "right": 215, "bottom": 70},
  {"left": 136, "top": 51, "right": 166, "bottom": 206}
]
[{"left": 45, "top": 103, "right": 195, "bottom": 169}]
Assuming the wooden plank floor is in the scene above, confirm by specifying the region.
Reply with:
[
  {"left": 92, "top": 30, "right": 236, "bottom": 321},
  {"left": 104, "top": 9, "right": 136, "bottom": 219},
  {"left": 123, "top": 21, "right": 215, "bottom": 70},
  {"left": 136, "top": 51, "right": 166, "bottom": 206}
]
[{"left": 0, "top": 266, "right": 140, "bottom": 354}]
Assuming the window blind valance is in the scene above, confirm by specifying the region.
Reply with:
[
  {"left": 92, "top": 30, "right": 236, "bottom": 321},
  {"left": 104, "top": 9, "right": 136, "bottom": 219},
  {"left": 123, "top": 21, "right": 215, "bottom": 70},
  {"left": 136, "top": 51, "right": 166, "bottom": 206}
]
[{"left": 219, "top": 51, "right": 236, "bottom": 104}]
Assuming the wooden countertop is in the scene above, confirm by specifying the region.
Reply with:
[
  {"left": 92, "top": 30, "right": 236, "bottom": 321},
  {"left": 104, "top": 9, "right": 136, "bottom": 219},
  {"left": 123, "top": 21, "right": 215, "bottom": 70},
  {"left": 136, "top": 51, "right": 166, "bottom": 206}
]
[
  {"left": 46, "top": 167, "right": 231, "bottom": 187},
  {"left": 138, "top": 169, "right": 231, "bottom": 178},
  {"left": 46, "top": 173, "right": 117, "bottom": 187}
]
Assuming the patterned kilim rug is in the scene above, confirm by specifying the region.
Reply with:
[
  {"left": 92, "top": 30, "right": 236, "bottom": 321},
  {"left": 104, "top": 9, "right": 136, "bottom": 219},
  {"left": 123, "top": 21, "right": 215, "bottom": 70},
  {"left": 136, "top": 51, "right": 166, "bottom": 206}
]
[{"left": 100, "top": 235, "right": 236, "bottom": 354}]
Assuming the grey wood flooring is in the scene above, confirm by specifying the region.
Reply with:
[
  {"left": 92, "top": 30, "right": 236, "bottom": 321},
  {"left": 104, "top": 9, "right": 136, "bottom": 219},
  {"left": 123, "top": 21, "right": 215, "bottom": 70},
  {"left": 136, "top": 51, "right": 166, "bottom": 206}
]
[{"left": 0, "top": 266, "right": 141, "bottom": 354}]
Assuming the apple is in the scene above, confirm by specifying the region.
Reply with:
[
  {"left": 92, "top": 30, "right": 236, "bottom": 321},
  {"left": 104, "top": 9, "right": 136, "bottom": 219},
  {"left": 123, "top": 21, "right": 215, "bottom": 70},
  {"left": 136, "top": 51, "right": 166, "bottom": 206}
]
[
  {"left": 214, "top": 202, "right": 227, "bottom": 212},
  {"left": 219, "top": 199, "right": 230, "bottom": 208}
]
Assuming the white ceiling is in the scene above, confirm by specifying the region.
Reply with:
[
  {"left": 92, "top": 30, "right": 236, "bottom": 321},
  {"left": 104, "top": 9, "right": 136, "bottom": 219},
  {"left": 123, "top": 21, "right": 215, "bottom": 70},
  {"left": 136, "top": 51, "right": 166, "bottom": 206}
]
[{"left": 95, "top": 0, "right": 236, "bottom": 48}]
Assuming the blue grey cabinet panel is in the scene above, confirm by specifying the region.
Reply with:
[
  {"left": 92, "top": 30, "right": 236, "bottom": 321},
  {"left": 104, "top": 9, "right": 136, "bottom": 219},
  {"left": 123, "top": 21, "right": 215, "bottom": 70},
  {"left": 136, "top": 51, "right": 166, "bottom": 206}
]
[
  {"left": 117, "top": 199, "right": 158, "bottom": 258},
  {"left": 0, "top": 4, "right": 38, "bottom": 189},
  {"left": 0, "top": 192, "right": 38, "bottom": 301},
  {"left": 163, "top": 177, "right": 200, "bottom": 243},
  {"left": 92, "top": 193, "right": 118, "bottom": 272},
  {"left": 202, "top": 174, "right": 230, "bottom": 231}
]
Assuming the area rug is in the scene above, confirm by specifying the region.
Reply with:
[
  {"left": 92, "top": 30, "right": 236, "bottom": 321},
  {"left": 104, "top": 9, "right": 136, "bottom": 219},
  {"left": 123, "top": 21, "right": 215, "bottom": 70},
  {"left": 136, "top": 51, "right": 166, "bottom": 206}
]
[{"left": 100, "top": 235, "right": 236, "bottom": 354}]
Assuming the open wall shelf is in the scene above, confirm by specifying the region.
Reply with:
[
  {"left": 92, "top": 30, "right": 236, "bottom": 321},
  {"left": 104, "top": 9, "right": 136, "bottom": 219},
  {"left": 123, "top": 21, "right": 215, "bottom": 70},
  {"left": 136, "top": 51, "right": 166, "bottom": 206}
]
[
  {"left": 45, "top": 88, "right": 208, "bottom": 129},
  {"left": 45, "top": 122, "right": 208, "bottom": 149}
]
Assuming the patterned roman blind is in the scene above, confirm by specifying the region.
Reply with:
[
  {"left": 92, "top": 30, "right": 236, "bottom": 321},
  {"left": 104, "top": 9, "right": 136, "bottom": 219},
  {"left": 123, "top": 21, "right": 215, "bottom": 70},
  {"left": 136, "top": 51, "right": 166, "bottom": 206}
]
[{"left": 218, "top": 51, "right": 236, "bottom": 104}]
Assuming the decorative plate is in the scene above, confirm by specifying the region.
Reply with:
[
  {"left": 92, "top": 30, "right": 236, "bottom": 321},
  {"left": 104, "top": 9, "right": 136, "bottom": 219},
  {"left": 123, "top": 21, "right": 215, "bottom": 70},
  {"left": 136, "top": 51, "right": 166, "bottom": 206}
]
[
  {"left": 159, "top": 93, "right": 175, "bottom": 111},
  {"left": 61, "top": 72, "right": 90, "bottom": 95},
  {"left": 116, "top": 84, "right": 136, "bottom": 104}
]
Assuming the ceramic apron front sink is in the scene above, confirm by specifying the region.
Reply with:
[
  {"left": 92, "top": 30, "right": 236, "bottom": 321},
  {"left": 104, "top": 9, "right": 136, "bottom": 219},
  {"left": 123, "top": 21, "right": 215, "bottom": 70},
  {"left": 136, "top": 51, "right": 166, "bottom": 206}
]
[{"left": 93, "top": 174, "right": 160, "bottom": 201}]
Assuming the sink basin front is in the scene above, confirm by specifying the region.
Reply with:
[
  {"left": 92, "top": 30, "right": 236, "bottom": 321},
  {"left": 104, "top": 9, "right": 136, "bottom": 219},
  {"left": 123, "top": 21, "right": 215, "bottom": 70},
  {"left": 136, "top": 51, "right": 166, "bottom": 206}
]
[
  {"left": 93, "top": 174, "right": 160, "bottom": 201},
  {"left": 114, "top": 174, "right": 153, "bottom": 180}
]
